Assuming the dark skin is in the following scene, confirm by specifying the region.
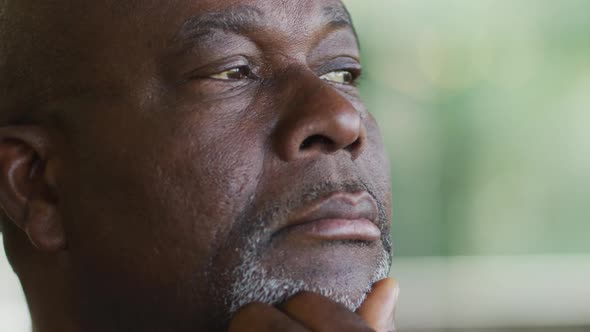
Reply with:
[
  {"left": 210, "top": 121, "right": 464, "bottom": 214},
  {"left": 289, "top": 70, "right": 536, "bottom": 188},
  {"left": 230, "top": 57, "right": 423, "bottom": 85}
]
[{"left": 0, "top": 0, "right": 396, "bottom": 331}]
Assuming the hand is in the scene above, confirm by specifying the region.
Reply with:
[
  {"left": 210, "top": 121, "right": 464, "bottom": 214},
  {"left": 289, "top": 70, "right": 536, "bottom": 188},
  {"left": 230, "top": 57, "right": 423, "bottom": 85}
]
[
  {"left": 228, "top": 278, "right": 399, "bottom": 332},
  {"left": 356, "top": 278, "right": 399, "bottom": 332}
]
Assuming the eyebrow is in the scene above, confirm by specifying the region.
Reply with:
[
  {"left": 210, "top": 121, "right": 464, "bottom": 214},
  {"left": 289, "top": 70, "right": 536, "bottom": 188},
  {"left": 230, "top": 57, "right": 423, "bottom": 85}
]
[
  {"left": 173, "top": 6, "right": 264, "bottom": 43},
  {"left": 322, "top": 5, "right": 354, "bottom": 29},
  {"left": 172, "top": 4, "right": 357, "bottom": 49}
]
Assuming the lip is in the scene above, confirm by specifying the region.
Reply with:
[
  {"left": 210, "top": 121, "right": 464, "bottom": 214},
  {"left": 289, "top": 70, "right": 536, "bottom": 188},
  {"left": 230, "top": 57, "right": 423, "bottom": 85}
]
[{"left": 276, "top": 191, "right": 381, "bottom": 242}]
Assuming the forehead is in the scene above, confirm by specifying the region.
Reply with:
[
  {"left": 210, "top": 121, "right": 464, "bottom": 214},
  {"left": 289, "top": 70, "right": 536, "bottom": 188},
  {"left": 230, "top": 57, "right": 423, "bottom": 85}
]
[
  {"left": 149, "top": 0, "right": 351, "bottom": 39},
  {"left": 169, "top": 0, "right": 354, "bottom": 50},
  {"left": 102, "top": 0, "right": 357, "bottom": 63},
  {"left": 166, "top": 0, "right": 345, "bottom": 16}
]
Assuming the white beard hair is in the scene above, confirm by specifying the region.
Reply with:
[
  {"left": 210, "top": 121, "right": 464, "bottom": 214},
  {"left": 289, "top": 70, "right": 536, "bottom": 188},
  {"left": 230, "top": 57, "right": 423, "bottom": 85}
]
[{"left": 226, "top": 238, "right": 391, "bottom": 315}]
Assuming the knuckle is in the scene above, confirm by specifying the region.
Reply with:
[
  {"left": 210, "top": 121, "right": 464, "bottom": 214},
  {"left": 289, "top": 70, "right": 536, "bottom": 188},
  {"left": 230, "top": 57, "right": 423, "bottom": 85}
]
[
  {"left": 337, "top": 328, "right": 375, "bottom": 332},
  {"left": 356, "top": 327, "right": 376, "bottom": 332},
  {"left": 234, "top": 302, "right": 268, "bottom": 315},
  {"left": 267, "top": 318, "right": 294, "bottom": 331},
  {"left": 229, "top": 302, "right": 268, "bottom": 323},
  {"left": 281, "top": 291, "right": 317, "bottom": 308},
  {"left": 337, "top": 321, "right": 376, "bottom": 332}
]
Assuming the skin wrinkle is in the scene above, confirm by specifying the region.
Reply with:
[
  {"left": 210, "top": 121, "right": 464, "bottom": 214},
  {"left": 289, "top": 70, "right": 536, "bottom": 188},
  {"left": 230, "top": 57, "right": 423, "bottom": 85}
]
[{"left": 0, "top": 1, "right": 393, "bottom": 331}]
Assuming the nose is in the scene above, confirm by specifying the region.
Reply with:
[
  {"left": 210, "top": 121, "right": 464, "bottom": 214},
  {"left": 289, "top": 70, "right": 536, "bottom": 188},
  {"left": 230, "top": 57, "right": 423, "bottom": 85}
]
[{"left": 273, "top": 69, "right": 366, "bottom": 162}]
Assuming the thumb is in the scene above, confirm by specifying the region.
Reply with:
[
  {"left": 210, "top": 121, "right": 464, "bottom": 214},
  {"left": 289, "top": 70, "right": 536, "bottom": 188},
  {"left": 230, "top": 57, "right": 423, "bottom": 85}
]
[{"left": 356, "top": 278, "right": 399, "bottom": 332}]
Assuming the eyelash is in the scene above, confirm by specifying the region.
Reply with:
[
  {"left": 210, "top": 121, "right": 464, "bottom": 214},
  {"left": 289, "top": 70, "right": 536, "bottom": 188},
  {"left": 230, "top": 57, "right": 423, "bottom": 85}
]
[
  {"left": 209, "top": 65, "right": 257, "bottom": 81},
  {"left": 209, "top": 65, "right": 362, "bottom": 87},
  {"left": 329, "top": 67, "right": 362, "bottom": 86}
]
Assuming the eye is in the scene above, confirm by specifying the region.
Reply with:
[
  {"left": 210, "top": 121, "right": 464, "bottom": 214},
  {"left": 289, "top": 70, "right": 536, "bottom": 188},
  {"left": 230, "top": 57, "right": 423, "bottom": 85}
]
[
  {"left": 320, "top": 70, "right": 356, "bottom": 85},
  {"left": 210, "top": 66, "right": 253, "bottom": 81}
]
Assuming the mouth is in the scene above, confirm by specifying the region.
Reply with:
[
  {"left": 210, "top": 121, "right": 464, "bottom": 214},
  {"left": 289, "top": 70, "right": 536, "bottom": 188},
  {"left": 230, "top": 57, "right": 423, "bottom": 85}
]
[{"left": 273, "top": 191, "right": 381, "bottom": 242}]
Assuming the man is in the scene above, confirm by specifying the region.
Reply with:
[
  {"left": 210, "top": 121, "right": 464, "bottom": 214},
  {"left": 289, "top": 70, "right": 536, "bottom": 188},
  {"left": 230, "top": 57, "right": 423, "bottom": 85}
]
[{"left": 0, "top": 0, "right": 397, "bottom": 331}]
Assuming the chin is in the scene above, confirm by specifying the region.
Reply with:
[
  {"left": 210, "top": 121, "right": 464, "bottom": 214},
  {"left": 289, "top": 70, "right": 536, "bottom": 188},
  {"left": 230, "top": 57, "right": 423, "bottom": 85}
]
[{"left": 223, "top": 239, "right": 391, "bottom": 314}]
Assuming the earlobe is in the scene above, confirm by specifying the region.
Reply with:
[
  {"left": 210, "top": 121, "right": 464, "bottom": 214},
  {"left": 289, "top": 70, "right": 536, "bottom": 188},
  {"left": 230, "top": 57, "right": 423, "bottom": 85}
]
[
  {"left": 0, "top": 126, "right": 66, "bottom": 252},
  {"left": 24, "top": 198, "right": 66, "bottom": 251}
]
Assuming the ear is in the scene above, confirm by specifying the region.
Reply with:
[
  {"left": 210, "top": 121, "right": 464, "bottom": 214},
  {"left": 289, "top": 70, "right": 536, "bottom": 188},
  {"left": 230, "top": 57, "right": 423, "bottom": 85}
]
[{"left": 0, "top": 125, "right": 66, "bottom": 252}]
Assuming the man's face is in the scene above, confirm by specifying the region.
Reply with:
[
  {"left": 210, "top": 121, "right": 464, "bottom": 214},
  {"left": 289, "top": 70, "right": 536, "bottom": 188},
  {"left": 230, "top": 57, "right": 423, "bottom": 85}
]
[{"left": 41, "top": 0, "right": 392, "bottom": 330}]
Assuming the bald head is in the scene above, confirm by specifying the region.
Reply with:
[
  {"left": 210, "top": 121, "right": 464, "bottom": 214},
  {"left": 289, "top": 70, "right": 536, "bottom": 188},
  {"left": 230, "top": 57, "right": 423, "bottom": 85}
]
[
  {"left": 0, "top": 0, "right": 61, "bottom": 124},
  {"left": 0, "top": 0, "right": 150, "bottom": 127}
]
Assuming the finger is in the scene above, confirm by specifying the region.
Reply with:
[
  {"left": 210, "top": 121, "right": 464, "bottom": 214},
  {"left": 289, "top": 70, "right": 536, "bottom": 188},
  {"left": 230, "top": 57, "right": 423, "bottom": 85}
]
[
  {"left": 228, "top": 302, "right": 310, "bottom": 332},
  {"left": 281, "top": 292, "right": 374, "bottom": 331},
  {"left": 356, "top": 278, "right": 399, "bottom": 332}
]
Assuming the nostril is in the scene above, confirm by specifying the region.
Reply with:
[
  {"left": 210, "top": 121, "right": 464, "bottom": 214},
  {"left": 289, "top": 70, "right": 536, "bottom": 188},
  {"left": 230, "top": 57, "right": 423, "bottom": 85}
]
[
  {"left": 346, "top": 137, "right": 362, "bottom": 152},
  {"left": 300, "top": 135, "right": 333, "bottom": 150}
]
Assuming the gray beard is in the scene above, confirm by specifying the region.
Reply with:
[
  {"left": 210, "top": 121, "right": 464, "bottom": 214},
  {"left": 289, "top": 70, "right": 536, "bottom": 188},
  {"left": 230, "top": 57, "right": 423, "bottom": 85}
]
[
  {"left": 226, "top": 239, "right": 391, "bottom": 314},
  {"left": 222, "top": 180, "right": 392, "bottom": 315}
]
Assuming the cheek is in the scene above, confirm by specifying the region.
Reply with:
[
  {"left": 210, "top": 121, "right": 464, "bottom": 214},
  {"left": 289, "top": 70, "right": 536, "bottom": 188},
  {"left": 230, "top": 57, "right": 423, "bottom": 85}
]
[
  {"left": 59, "top": 104, "right": 264, "bottom": 309},
  {"left": 157, "top": 123, "right": 264, "bottom": 254}
]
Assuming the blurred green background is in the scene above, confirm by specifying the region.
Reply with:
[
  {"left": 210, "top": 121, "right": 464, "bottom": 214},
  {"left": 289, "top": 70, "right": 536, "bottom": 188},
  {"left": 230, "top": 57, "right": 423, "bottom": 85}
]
[
  {"left": 342, "top": 0, "right": 590, "bottom": 331},
  {"left": 344, "top": 0, "right": 590, "bottom": 257}
]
